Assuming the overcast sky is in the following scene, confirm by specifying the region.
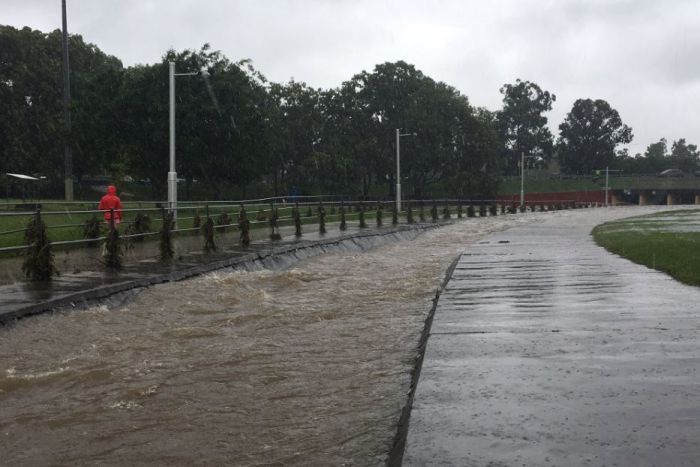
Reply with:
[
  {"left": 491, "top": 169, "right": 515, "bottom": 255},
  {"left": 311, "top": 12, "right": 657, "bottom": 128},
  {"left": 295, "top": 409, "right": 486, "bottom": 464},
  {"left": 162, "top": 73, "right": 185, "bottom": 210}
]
[{"left": 4, "top": 0, "right": 700, "bottom": 155}]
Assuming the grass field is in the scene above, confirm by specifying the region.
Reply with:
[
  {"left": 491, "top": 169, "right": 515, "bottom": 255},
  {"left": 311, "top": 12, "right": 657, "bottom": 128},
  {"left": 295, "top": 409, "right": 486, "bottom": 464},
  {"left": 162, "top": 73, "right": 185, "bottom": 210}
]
[{"left": 592, "top": 209, "right": 700, "bottom": 287}]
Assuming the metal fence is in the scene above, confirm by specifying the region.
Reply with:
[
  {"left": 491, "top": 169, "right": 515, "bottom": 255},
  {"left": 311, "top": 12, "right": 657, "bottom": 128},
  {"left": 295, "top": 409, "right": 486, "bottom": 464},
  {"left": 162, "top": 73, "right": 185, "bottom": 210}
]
[{"left": 0, "top": 196, "right": 585, "bottom": 254}]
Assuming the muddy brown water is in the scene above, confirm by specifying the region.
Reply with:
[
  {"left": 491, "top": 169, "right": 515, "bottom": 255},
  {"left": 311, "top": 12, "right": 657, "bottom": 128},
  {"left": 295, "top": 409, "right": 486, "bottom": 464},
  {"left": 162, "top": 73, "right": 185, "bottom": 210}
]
[{"left": 0, "top": 214, "right": 540, "bottom": 465}]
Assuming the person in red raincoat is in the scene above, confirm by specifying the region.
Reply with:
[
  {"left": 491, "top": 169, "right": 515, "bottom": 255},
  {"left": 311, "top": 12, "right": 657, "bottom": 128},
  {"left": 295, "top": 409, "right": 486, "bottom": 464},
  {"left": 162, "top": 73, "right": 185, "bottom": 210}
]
[{"left": 98, "top": 185, "right": 123, "bottom": 225}]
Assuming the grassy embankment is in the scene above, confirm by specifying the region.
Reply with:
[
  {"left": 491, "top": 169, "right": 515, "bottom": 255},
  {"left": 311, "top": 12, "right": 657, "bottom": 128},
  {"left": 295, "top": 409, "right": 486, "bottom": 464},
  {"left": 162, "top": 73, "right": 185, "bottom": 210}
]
[{"left": 592, "top": 209, "right": 700, "bottom": 287}]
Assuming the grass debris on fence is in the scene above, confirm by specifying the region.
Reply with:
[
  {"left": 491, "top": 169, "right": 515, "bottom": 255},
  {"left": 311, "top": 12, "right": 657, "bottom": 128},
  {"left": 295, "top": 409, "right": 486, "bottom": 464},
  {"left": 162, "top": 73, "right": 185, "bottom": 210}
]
[{"left": 22, "top": 210, "right": 58, "bottom": 280}]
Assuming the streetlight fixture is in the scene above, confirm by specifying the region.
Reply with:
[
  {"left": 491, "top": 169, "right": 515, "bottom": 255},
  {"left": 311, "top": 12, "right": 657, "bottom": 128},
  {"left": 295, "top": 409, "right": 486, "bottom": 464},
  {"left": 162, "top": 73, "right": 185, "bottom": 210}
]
[
  {"left": 396, "top": 129, "right": 417, "bottom": 212},
  {"left": 168, "top": 62, "right": 209, "bottom": 225}
]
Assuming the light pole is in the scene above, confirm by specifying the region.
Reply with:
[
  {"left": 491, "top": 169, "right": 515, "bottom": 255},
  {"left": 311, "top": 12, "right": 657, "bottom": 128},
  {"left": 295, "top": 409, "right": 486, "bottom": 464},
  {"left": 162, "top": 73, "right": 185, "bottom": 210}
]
[
  {"left": 396, "top": 129, "right": 416, "bottom": 212},
  {"left": 520, "top": 151, "right": 537, "bottom": 208},
  {"left": 605, "top": 166, "right": 609, "bottom": 207},
  {"left": 168, "top": 62, "right": 208, "bottom": 224},
  {"left": 61, "top": 0, "right": 73, "bottom": 201}
]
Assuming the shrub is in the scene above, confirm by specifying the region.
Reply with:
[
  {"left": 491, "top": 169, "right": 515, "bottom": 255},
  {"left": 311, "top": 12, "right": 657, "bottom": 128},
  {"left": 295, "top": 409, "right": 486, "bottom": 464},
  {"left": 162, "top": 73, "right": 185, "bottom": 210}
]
[
  {"left": 22, "top": 211, "right": 58, "bottom": 280},
  {"left": 442, "top": 205, "right": 451, "bottom": 220},
  {"left": 269, "top": 205, "right": 282, "bottom": 241},
  {"left": 83, "top": 214, "right": 101, "bottom": 246},
  {"left": 216, "top": 212, "right": 231, "bottom": 232},
  {"left": 359, "top": 204, "right": 367, "bottom": 228},
  {"left": 203, "top": 216, "right": 216, "bottom": 252}
]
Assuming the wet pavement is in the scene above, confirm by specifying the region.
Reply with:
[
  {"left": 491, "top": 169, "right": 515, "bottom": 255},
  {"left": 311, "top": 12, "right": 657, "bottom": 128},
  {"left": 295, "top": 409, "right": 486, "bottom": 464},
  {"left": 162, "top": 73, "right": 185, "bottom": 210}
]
[{"left": 404, "top": 207, "right": 700, "bottom": 466}]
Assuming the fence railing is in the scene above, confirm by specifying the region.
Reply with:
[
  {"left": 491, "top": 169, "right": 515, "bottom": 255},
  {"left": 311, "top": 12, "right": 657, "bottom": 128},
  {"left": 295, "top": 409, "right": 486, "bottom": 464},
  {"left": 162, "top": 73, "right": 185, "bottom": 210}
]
[{"left": 1, "top": 196, "right": 589, "bottom": 255}]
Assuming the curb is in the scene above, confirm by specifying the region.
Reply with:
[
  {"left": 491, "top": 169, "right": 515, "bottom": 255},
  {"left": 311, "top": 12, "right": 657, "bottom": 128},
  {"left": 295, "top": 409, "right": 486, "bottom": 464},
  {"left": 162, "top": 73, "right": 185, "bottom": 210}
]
[{"left": 387, "top": 252, "right": 462, "bottom": 466}]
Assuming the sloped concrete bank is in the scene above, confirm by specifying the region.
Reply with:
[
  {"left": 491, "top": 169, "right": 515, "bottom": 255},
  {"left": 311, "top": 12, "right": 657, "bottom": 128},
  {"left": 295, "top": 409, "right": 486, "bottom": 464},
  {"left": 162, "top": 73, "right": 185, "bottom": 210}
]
[
  {"left": 386, "top": 253, "right": 461, "bottom": 467},
  {"left": 0, "top": 224, "right": 438, "bottom": 325}
]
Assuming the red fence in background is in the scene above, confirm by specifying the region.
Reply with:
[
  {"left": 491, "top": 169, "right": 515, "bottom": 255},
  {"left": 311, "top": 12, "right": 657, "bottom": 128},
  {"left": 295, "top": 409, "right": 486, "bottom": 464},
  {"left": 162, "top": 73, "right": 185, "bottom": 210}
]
[{"left": 497, "top": 190, "right": 606, "bottom": 204}]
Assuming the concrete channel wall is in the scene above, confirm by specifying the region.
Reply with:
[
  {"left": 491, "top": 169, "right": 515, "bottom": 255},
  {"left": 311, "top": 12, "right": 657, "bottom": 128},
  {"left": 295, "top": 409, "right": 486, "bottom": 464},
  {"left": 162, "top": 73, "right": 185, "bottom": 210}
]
[{"left": 0, "top": 224, "right": 438, "bottom": 325}]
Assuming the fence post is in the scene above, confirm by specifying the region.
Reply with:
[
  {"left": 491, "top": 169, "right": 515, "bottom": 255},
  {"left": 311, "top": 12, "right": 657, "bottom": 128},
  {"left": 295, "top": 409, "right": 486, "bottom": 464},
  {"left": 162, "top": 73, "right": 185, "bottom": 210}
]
[
  {"left": 21, "top": 209, "right": 58, "bottom": 280},
  {"left": 339, "top": 201, "right": 347, "bottom": 231},
  {"left": 104, "top": 208, "right": 122, "bottom": 269},
  {"left": 159, "top": 208, "right": 174, "bottom": 260},
  {"left": 239, "top": 204, "right": 251, "bottom": 246},
  {"left": 294, "top": 202, "right": 302, "bottom": 237},
  {"left": 318, "top": 201, "right": 326, "bottom": 234},
  {"left": 359, "top": 203, "right": 367, "bottom": 228},
  {"left": 269, "top": 202, "right": 281, "bottom": 240},
  {"left": 203, "top": 204, "right": 216, "bottom": 252}
]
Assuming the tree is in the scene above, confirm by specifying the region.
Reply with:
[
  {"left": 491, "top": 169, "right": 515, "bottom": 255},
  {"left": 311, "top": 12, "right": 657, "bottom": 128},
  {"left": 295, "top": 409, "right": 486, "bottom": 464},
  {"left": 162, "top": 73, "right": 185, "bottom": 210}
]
[
  {"left": 497, "top": 79, "right": 556, "bottom": 174},
  {"left": 0, "top": 25, "right": 125, "bottom": 194},
  {"left": 669, "top": 138, "right": 699, "bottom": 172},
  {"left": 267, "top": 80, "right": 324, "bottom": 196},
  {"left": 117, "top": 46, "right": 274, "bottom": 199},
  {"left": 557, "top": 98, "right": 633, "bottom": 174}
]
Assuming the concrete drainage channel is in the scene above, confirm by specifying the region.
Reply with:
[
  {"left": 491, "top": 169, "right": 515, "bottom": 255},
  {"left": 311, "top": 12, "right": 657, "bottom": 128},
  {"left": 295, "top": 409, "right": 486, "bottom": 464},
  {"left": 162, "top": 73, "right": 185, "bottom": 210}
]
[{"left": 0, "top": 224, "right": 440, "bottom": 325}]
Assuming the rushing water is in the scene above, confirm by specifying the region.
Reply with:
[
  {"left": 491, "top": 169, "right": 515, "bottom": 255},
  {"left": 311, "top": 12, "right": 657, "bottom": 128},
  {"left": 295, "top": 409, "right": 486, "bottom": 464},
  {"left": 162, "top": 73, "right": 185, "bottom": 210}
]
[{"left": 0, "top": 214, "right": 539, "bottom": 465}]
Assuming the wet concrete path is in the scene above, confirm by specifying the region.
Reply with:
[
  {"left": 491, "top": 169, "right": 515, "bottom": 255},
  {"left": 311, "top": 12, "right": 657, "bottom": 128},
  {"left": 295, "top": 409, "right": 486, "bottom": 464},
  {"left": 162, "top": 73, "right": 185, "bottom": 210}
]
[{"left": 404, "top": 207, "right": 700, "bottom": 466}]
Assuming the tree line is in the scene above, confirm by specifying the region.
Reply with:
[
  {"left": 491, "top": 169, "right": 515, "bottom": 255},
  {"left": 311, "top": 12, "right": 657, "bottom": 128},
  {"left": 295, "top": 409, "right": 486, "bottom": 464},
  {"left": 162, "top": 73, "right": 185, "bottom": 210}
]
[{"left": 1, "top": 25, "right": 698, "bottom": 200}]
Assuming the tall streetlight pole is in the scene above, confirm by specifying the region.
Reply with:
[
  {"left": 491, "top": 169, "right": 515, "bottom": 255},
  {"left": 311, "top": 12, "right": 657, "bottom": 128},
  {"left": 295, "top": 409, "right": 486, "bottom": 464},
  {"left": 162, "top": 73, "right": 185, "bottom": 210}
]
[
  {"left": 605, "top": 166, "right": 610, "bottom": 207},
  {"left": 520, "top": 151, "right": 536, "bottom": 208},
  {"left": 520, "top": 151, "right": 525, "bottom": 207},
  {"left": 168, "top": 62, "right": 206, "bottom": 225},
  {"left": 396, "top": 129, "right": 416, "bottom": 212},
  {"left": 61, "top": 0, "right": 73, "bottom": 201}
]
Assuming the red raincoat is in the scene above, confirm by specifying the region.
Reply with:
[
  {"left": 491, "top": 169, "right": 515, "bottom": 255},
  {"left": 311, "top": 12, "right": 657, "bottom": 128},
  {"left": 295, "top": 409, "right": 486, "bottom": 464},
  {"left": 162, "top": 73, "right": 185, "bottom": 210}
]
[{"left": 98, "top": 185, "right": 123, "bottom": 223}]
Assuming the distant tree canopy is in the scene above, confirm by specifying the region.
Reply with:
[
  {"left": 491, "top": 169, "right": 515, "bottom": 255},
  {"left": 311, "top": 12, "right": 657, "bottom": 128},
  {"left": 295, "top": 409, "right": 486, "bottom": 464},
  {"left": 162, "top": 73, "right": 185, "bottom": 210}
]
[
  {"left": 614, "top": 137, "right": 700, "bottom": 174},
  {"left": 497, "top": 79, "right": 556, "bottom": 175},
  {"left": 557, "top": 98, "right": 633, "bottom": 174},
  {"left": 3, "top": 24, "right": 698, "bottom": 201}
]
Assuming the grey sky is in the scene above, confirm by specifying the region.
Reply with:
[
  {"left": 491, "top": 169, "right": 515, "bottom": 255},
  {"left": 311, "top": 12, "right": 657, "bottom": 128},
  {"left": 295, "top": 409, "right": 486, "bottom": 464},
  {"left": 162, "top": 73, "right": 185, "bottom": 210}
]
[{"left": 4, "top": 0, "right": 700, "bottom": 156}]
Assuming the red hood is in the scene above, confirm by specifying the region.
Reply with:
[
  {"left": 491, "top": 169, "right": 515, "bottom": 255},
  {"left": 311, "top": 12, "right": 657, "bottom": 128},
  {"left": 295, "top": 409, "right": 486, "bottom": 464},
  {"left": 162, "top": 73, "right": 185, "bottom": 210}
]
[{"left": 106, "top": 185, "right": 117, "bottom": 195}]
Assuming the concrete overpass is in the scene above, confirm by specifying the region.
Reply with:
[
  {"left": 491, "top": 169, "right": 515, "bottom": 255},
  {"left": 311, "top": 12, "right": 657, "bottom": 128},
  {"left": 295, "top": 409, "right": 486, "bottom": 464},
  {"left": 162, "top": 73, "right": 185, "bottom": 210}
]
[{"left": 500, "top": 176, "right": 700, "bottom": 206}]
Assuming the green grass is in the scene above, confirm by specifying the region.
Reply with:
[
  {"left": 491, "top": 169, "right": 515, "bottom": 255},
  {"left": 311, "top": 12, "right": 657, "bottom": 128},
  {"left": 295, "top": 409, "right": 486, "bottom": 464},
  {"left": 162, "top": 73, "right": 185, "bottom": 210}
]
[{"left": 592, "top": 209, "right": 700, "bottom": 287}]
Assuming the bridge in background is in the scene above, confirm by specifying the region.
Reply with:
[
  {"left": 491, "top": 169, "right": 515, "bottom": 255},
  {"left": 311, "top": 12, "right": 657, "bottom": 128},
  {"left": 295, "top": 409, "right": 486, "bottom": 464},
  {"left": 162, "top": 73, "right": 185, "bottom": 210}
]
[{"left": 499, "top": 175, "right": 700, "bottom": 206}]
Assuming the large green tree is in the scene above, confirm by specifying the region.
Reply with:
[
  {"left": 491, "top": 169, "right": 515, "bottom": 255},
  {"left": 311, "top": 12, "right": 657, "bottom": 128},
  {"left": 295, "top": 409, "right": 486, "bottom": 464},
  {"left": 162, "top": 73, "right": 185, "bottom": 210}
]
[
  {"left": 497, "top": 79, "right": 556, "bottom": 175},
  {"left": 117, "top": 46, "right": 273, "bottom": 199},
  {"left": 0, "top": 25, "right": 124, "bottom": 194},
  {"left": 557, "top": 98, "right": 633, "bottom": 174},
  {"left": 1, "top": 25, "right": 505, "bottom": 201}
]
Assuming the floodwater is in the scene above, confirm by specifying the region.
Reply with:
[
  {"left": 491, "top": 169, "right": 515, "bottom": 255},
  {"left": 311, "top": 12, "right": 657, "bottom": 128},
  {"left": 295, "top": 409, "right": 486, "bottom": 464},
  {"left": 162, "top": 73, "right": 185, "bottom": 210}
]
[{"left": 0, "top": 212, "right": 572, "bottom": 465}]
